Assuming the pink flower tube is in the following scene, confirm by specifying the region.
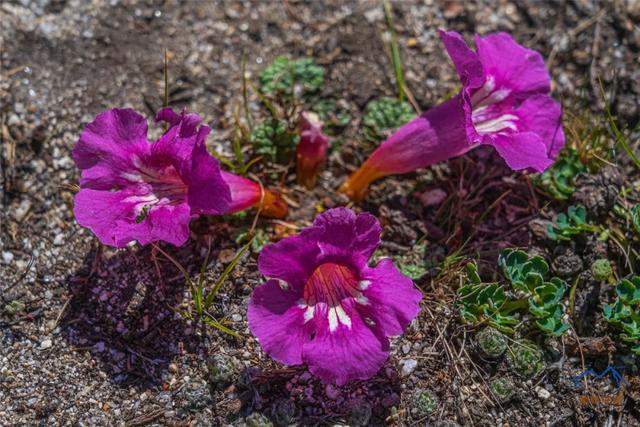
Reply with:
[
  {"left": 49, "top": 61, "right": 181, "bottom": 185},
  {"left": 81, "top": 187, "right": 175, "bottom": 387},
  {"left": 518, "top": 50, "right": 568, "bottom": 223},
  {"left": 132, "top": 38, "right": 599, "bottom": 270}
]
[
  {"left": 248, "top": 208, "right": 422, "bottom": 385},
  {"left": 340, "top": 30, "right": 565, "bottom": 200},
  {"left": 221, "top": 171, "right": 288, "bottom": 219},
  {"left": 296, "top": 112, "right": 329, "bottom": 189}
]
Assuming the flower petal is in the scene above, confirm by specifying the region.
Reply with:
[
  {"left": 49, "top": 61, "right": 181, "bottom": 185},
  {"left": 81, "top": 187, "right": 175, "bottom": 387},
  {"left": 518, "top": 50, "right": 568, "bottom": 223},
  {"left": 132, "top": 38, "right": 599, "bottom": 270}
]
[
  {"left": 248, "top": 279, "right": 308, "bottom": 365},
  {"left": 258, "top": 234, "right": 319, "bottom": 288},
  {"left": 438, "top": 29, "right": 485, "bottom": 89},
  {"left": 72, "top": 108, "right": 151, "bottom": 189},
  {"left": 310, "top": 208, "right": 382, "bottom": 263},
  {"left": 474, "top": 33, "right": 551, "bottom": 100},
  {"left": 361, "top": 258, "right": 422, "bottom": 337},
  {"left": 73, "top": 188, "right": 191, "bottom": 247},
  {"left": 514, "top": 95, "right": 565, "bottom": 159},
  {"left": 186, "top": 141, "right": 231, "bottom": 215},
  {"left": 489, "top": 132, "right": 554, "bottom": 172},
  {"left": 302, "top": 300, "right": 389, "bottom": 385}
]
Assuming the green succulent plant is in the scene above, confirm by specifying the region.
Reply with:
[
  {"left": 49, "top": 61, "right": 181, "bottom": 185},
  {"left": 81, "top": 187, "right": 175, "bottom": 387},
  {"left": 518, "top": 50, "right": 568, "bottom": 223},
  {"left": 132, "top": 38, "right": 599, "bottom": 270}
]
[
  {"left": 259, "top": 56, "right": 324, "bottom": 99},
  {"left": 591, "top": 258, "right": 613, "bottom": 282},
  {"left": 534, "top": 148, "right": 586, "bottom": 200},
  {"left": 546, "top": 205, "right": 597, "bottom": 241},
  {"left": 489, "top": 376, "right": 516, "bottom": 402},
  {"left": 457, "top": 263, "right": 518, "bottom": 334},
  {"left": 506, "top": 340, "right": 545, "bottom": 378},
  {"left": 4, "top": 300, "right": 25, "bottom": 316},
  {"left": 603, "top": 276, "right": 640, "bottom": 354},
  {"left": 499, "top": 249, "right": 570, "bottom": 336},
  {"left": 412, "top": 389, "right": 438, "bottom": 417},
  {"left": 250, "top": 118, "right": 298, "bottom": 163},
  {"left": 362, "top": 97, "right": 415, "bottom": 142},
  {"left": 476, "top": 326, "right": 508, "bottom": 358},
  {"left": 207, "top": 354, "right": 235, "bottom": 389},
  {"left": 458, "top": 251, "right": 569, "bottom": 337}
]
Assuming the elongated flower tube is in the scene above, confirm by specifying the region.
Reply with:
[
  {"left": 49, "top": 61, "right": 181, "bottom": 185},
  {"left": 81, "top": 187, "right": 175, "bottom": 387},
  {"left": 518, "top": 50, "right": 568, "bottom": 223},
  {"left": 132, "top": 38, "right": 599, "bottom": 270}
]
[
  {"left": 340, "top": 30, "right": 565, "bottom": 201},
  {"left": 296, "top": 112, "right": 329, "bottom": 189},
  {"left": 248, "top": 208, "right": 422, "bottom": 385},
  {"left": 221, "top": 171, "right": 288, "bottom": 218},
  {"left": 72, "top": 107, "right": 230, "bottom": 247}
]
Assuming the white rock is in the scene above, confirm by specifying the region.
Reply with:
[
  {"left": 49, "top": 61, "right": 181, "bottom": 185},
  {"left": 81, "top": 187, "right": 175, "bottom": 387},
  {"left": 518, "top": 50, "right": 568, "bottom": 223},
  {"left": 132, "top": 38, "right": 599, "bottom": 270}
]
[
  {"left": 53, "top": 233, "right": 64, "bottom": 245},
  {"left": 232, "top": 314, "right": 242, "bottom": 322},
  {"left": 400, "top": 358, "right": 418, "bottom": 376},
  {"left": 536, "top": 386, "right": 551, "bottom": 400},
  {"left": 2, "top": 251, "right": 14, "bottom": 264},
  {"left": 40, "top": 339, "right": 53, "bottom": 350}
]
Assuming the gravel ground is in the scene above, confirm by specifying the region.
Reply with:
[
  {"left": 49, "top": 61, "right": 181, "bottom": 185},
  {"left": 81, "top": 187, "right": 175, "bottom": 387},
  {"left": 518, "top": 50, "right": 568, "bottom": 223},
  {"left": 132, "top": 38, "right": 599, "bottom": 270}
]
[{"left": 1, "top": 0, "right": 639, "bottom": 425}]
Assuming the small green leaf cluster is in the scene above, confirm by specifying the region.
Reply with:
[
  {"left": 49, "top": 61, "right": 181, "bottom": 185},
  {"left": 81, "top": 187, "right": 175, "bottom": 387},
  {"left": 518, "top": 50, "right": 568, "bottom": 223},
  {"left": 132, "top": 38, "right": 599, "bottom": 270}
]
[
  {"left": 631, "top": 204, "right": 640, "bottom": 234},
  {"left": 506, "top": 339, "right": 545, "bottom": 378},
  {"left": 499, "top": 249, "right": 570, "bottom": 336},
  {"left": 489, "top": 376, "right": 516, "bottom": 402},
  {"left": 498, "top": 249, "right": 569, "bottom": 336},
  {"left": 534, "top": 148, "right": 586, "bottom": 200},
  {"left": 259, "top": 56, "right": 324, "bottom": 99},
  {"left": 476, "top": 326, "right": 508, "bottom": 358},
  {"left": 362, "top": 97, "right": 415, "bottom": 142},
  {"left": 249, "top": 118, "right": 299, "bottom": 163},
  {"left": 591, "top": 258, "right": 612, "bottom": 282},
  {"left": 546, "top": 205, "right": 597, "bottom": 241},
  {"left": 457, "top": 263, "right": 518, "bottom": 334},
  {"left": 457, "top": 250, "right": 569, "bottom": 336},
  {"left": 411, "top": 389, "right": 438, "bottom": 417},
  {"left": 603, "top": 276, "right": 640, "bottom": 354}
]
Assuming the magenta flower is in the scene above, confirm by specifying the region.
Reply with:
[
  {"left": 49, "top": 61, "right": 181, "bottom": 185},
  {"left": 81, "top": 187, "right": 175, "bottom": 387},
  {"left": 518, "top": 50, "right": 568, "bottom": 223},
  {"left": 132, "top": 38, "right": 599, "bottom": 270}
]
[
  {"left": 248, "top": 208, "right": 422, "bottom": 385},
  {"left": 72, "top": 107, "right": 230, "bottom": 247},
  {"left": 340, "top": 30, "right": 565, "bottom": 200},
  {"left": 296, "top": 111, "right": 329, "bottom": 189}
]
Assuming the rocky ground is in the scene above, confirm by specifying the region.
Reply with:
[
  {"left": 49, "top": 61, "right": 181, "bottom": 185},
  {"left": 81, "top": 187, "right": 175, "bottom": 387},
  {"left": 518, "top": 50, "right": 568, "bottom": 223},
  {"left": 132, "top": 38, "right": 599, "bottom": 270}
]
[{"left": 1, "top": 0, "right": 640, "bottom": 425}]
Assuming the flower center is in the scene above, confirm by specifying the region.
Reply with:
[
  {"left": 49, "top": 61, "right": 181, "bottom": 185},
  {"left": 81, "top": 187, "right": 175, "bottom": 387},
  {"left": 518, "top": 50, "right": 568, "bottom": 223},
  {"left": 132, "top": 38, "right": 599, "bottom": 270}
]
[
  {"left": 470, "top": 76, "right": 518, "bottom": 135},
  {"left": 301, "top": 262, "right": 370, "bottom": 332},
  {"left": 122, "top": 159, "right": 188, "bottom": 220}
]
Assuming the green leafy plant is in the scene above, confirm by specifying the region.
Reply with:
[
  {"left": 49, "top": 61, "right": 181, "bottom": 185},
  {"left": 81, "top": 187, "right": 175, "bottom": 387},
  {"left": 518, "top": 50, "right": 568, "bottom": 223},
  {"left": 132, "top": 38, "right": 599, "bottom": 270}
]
[
  {"left": 363, "top": 97, "right": 414, "bottom": 142},
  {"left": 534, "top": 148, "right": 586, "bottom": 200},
  {"left": 259, "top": 56, "right": 324, "bottom": 99},
  {"left": 250, "top": 118, "right": 299, "bottom": 163},
  {"left": 457, "top": 263, "right": 518, "bottom": 334},
  {"left": 499, "top": 249, "right": 570, "bottom": 336},
  {"left": 603, "top": 276, "right": 640, "bottom": 354},
  {"left": 476, "top": 326, "right": 508, "bottom": 358},
  {"left": 506, "top": 339, "right": 545, "bottom": 378},
  {"left": 458, "top": 251, "right": 569, "bottom": 337},
  {"left": 546, "top": 205, "right": 597, "bottom": 241}
]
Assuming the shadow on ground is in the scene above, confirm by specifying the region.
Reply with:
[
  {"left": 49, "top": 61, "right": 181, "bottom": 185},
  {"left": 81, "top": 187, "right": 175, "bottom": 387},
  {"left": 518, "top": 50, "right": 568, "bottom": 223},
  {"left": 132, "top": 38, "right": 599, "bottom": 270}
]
[
  {"left": 60, "top": 243, "right": 203, "bottom": 388},
  {"left": 231, "top": 363, "right": 402, "bottom": 425}
]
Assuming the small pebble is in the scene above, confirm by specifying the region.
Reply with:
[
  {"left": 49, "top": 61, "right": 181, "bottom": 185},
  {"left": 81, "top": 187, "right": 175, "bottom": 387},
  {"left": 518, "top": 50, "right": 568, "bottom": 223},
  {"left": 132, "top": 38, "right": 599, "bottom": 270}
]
[
  {"left": 536, "top": 386, "right": 551, "bottom": 400},
  {"left": 2, "top": 251, "right": 14, "bottom": 264},
  {"left": 232, "top": 314, "right": 242, "bottom": 322},
  {"left": 53, "top": 234, "right": 65, "bottom": 245},
  {"left": 400, "top": 359, "right": 418, "bottom": 376},
  {"left": 40, "top": 339, "right": 53, "bottom": 350}
]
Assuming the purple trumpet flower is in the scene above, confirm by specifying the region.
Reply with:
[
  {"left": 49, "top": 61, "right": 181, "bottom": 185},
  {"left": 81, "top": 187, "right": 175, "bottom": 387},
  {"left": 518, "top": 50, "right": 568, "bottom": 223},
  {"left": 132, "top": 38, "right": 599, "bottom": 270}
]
[
  {"left": 340, "top": 30, "right": 565, "bottom": 200},
  {"left": 72, "top": 107, "right": 231, "bottom": 247},
  {"left": 248, "top": 208, "right": 422, "bottom": 385}
]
